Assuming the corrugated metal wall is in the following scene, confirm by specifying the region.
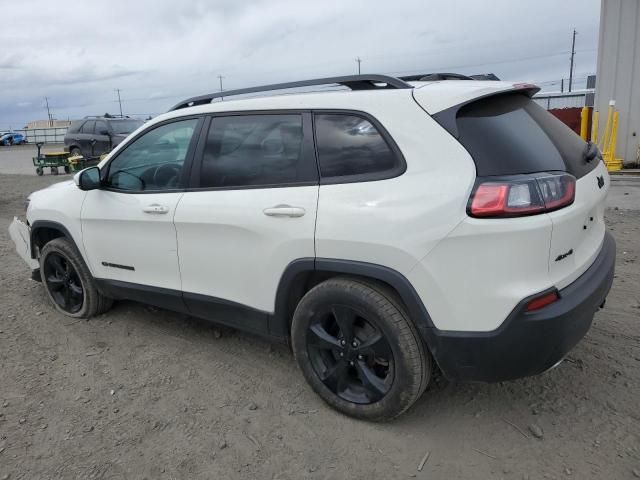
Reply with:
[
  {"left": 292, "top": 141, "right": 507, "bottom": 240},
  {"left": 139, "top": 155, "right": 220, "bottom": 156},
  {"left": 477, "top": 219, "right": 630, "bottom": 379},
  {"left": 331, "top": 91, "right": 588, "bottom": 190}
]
[
  {"left": 595, "top": 0, "right": 640, "bottom": 165},
  {"left": 533, "top": 93, "right": 588, "bottom": 109}
]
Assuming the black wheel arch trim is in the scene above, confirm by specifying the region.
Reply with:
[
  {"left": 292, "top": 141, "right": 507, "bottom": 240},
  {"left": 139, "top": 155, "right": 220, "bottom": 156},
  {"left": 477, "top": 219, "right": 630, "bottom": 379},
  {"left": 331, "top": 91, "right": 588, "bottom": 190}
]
[
  {"left": 29, "top": 220, "right": 80, "bottom": 260},
  {"left": 270, "top": 257, "right": 435, "bottom": 340}
]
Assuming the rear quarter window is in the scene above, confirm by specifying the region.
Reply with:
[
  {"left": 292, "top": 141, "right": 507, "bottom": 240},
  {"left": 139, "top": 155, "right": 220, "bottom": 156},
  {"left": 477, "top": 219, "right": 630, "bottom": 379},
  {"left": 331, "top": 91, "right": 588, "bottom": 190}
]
[
  {"left": 314, "top": 113, "right": 404, "bottom": 182},
  {"left": 454, "top": 93, "right": 595, "bottom": 178}
]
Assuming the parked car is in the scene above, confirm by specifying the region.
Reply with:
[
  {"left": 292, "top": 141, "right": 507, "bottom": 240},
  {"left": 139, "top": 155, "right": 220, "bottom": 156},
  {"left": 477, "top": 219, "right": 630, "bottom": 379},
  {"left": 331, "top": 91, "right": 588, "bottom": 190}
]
[
  {"left": 9, "top": 74, "right": 615, "bottom": 420},
  {"left": 64, "top": 116, "right": 143, "bottom": 157},
  {"left": 0, "top": 131, "right": 26, "bottom": 145}
]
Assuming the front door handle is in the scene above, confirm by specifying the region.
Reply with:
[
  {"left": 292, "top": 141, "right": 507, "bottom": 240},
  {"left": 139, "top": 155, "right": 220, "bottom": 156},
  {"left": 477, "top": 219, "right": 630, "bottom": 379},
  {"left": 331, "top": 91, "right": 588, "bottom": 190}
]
[
  {"left": 143, "top": 204, "right": 170, "bottom": 214},
  {"left": 263, "top": 205, "right": 306, "bottom": 218}
]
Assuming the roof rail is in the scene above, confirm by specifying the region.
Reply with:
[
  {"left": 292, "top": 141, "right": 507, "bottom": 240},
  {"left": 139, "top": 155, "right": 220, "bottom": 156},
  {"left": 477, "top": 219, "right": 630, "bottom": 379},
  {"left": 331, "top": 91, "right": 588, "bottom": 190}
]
[
  {"left": 83, "top": 115, "right": 131, "bottom": 119},
  {"left": 169, "top": 74, "right": 413, "bottom": 111}
]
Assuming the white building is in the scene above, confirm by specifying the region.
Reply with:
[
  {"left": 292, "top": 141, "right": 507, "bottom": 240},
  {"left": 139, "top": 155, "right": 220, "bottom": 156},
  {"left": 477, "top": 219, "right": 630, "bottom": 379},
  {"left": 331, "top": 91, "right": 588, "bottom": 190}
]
[{"left": 595, "top": 0, "right": 640, "bottom": 166}]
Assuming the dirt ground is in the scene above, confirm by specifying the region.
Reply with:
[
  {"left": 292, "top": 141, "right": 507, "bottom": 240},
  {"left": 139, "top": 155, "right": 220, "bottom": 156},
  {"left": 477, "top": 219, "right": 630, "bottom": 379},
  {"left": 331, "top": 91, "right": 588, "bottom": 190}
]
[{"left": 0, "top": 172, "right": 639, "bottom": 480}]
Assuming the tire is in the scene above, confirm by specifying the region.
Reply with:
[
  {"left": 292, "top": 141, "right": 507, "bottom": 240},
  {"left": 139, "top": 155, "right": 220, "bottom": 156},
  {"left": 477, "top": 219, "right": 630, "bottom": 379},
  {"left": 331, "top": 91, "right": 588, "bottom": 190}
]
[
  {"left": 51, "top": 167, "right": 58, "bottom": 175},
  {"left": 35, "top": 167, "right": 43, "bottom": 176},
  {"left": 64, "top": 165, "right": 71, "bottom": 174},
  {"left": 70, "top": 147, "right": 81, "bottom": 157},
  {"left": 39, "top": 237, "right": 113, "bottom": 318},
  {"left": 291, "top": 277, "right": 430, "bottom": 421}
]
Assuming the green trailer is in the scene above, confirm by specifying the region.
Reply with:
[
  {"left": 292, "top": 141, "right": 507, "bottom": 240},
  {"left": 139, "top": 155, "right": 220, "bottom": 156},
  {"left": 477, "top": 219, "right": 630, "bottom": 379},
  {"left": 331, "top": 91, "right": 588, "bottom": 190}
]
[
  {"left": 32, "top": 143, "right": 101, "bottom": 176},
  {"left": 32, "top": 144, "right": 71, "bottom": 176}
]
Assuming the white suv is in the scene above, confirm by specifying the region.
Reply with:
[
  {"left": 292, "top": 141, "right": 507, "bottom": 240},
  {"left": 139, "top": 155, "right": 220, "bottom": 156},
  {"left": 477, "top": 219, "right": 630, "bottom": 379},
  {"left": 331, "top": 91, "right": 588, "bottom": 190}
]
[{"left": 9, "top": 74, "right": 616, "bottom": 420}]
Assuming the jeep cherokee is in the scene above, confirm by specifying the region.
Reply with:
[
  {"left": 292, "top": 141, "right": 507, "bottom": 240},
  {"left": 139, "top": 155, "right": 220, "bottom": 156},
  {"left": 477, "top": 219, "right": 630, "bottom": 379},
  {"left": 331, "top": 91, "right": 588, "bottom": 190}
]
[{"left": 9, "top": 74, "right": 615, "bottom": 420}]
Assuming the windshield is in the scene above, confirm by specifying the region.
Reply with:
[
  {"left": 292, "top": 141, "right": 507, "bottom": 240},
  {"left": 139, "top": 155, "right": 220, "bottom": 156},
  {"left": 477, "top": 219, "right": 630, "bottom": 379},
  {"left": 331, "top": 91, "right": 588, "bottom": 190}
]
[{"left": 110, "top": 120, "right": 143, "bottom": 135}]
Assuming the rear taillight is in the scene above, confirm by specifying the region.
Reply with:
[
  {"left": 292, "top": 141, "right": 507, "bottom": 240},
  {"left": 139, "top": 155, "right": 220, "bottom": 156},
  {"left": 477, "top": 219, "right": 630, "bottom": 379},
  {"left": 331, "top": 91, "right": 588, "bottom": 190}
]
[{"left": 469, "top": 173, "right": 576, "bottom": 218}]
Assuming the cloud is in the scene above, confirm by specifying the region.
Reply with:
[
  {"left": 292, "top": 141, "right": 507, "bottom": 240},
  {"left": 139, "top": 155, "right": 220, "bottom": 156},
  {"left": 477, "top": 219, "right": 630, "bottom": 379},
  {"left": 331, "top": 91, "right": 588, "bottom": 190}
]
[{"left": 0, "top": 0, "right": 600, "bottom": 129}]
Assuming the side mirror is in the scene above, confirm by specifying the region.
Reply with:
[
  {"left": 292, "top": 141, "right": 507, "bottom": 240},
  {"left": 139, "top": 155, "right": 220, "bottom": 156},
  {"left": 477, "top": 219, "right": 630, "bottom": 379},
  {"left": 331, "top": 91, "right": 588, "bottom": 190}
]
[{"left": 74, "top": 166, "right": 101, "bottom": 191}]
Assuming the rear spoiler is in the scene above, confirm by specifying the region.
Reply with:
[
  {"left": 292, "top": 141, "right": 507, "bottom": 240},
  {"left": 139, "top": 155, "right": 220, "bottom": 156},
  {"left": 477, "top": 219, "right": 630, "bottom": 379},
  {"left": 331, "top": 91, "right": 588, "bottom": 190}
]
[{"left": 431, "top": 84, "right": 540, "bottom": 138}]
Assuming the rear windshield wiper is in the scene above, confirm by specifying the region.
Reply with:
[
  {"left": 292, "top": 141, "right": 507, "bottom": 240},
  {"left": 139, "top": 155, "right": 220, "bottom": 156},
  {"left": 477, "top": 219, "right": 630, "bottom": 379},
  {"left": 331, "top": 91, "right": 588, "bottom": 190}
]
[{"left": 583, "top": 141, "right": 599, "bottom": 163}]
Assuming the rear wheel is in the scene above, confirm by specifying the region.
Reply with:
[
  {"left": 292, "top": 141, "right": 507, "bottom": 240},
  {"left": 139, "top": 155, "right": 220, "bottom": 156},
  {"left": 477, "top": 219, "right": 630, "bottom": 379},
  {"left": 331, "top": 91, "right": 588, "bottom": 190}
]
[
  {"left": 70, "top": 147, "right": 81, "bottom": 157},
  {"left": 40, "top": 237, "right": 112, "bottom": 318},
  {"left": 35, "top": 167, "right": 43, "bottom": 176},
  {"left": 291, "top": 277, "right": 430, "bottom": 421}
]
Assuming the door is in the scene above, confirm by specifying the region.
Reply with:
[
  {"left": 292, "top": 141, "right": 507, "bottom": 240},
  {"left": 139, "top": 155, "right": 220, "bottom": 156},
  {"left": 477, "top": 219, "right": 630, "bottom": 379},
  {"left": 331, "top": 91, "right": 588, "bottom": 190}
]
[
  {"left": 94, "top": 120, "right": 112, "bottom": 155},
  {"left": 174, "top": 113, "right": 318, "bottom": 330},
  {"left": 71, "top": 120, "right": 96, "bottom": 155},
  {"left": 81, "top": 117, "right": 202, "bottom": 302},
  {"left": 78, "top": 120, "right": 95, "bottom": 156}
]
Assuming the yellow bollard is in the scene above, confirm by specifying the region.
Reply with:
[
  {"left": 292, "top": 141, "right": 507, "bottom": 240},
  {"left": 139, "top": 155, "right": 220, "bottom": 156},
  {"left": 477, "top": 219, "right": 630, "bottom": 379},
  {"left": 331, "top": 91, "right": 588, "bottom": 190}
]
[
  {"left": 601, "top": 100, "right": 615, "bottom": 152},
  {"left": 591, "top": 110, "right": 599, "bottom": 144},
  {"left": 609, "top": 111, "right": 619, "bottom": 160},
  {"left": 604, "top": 110, "right": 622, "bottom": 171},
  {"left": 580, "top": 107, "right": 589, "bottom": 141}
]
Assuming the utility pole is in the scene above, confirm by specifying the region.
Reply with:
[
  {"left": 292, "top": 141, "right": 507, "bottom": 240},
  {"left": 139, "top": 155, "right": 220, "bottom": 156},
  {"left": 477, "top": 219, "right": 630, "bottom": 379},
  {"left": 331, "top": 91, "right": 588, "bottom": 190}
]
[
  {"left": 561, "top": 78, "right": 564, "bottom": 93},
  {"left": 217, "top": 75, "right": 224, "bottom": 100},
  {"left": 44, "top": 96, "right": 52, "bottom": 127},
  {"left": 569, "top": 29, "right": 577, "bottom": 92},
  {"left": 115, "top": 88, "right": 123, "bottom": 116},
  {"left": 355, "top": 57, "right": 362, "bottom": 75}
]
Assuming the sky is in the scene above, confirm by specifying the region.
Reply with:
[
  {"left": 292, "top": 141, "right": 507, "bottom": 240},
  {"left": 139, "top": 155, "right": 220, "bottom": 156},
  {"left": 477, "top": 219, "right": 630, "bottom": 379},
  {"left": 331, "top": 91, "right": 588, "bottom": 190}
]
[{"left": 0, "top": 0, "right": 601, "bottom": 129}]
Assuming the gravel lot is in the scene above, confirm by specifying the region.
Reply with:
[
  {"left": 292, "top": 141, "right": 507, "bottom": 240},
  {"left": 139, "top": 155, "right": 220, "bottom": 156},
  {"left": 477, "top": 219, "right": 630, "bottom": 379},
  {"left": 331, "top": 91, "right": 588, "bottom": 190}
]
[
  {"left": 0, "top": 145, "right": 68, "bottom": 175},
  {"left": 0, "top": 166, "right": 639, "bottom": 479}
]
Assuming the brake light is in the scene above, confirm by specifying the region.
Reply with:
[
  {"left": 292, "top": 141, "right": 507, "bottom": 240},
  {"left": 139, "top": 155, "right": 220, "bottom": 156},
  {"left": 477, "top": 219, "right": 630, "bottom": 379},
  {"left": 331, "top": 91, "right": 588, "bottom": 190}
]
[
  {"left": 526, "top": 290, "right": 559, "bottom": 311},
  {"left": 469, "top": 173, "right": 576, "bottom": 218}
]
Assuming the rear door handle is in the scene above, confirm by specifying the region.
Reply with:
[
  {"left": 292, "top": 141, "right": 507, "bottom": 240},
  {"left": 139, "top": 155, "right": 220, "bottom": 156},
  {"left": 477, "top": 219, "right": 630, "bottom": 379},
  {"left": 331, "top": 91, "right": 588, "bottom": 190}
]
[
  {"left": 143, "top": 204, "right": 170, "bottom": 214},
  {"left": 263, "top": 205, "right": 306, "bottom": 218}
]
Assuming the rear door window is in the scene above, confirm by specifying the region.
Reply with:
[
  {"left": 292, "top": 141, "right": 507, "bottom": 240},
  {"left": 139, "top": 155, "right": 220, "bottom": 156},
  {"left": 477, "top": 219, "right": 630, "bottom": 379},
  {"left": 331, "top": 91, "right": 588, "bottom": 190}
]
[
  {"left": 314, "top": 113, "right": 403, "bottom": 181},
  {"left": 95, "top": 121, "right": 109, "bottom": 135},
  {"left": 80, "top": 121, "right": 95, "bottom": 134},
  {"left": 199, "top": 114, "right": 315, "bottom": 188},
  {"left": 455, "top": 93, "right": 595, "bottom": 178}
]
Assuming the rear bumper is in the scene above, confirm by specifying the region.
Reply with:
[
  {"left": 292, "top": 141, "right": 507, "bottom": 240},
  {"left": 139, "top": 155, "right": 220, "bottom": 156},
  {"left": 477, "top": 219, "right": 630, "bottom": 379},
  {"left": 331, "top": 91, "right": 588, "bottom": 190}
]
[{"left": 427, "top": 231, "right": 616, "bottom": 382}]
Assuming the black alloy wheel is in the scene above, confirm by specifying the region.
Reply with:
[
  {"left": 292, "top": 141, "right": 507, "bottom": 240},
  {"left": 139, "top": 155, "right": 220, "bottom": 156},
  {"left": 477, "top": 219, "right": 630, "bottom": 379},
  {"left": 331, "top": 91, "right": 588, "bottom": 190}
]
[
  {"left": 42, "top": 252, "right": 84, "bottom": 313},
  {"left": 306, "top": 304, "right": 394, "bottom": 404},
  {"left": 292, "top": 278, "right": 430, "bottom": 420}
]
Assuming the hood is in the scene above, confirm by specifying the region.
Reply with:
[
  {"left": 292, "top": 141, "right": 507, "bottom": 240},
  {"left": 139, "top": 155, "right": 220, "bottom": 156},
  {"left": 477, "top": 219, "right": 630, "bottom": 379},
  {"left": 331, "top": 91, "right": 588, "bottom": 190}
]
[{"left": 29, "top": 180, "right": 75, "bottom": 199}]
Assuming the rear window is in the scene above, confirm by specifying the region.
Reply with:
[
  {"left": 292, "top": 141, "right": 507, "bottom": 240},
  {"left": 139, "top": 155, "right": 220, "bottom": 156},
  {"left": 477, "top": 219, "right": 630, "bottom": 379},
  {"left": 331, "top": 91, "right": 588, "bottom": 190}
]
[{"left": 455, "top": 93, "right": 595, "bottom": 178}]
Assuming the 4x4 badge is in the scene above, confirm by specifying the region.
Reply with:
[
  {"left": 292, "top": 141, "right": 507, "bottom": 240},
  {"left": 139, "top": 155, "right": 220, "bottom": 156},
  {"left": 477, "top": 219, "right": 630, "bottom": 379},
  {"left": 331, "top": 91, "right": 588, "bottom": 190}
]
[{"left": 597, "top": 175, "right": 605, "bottom": 189}]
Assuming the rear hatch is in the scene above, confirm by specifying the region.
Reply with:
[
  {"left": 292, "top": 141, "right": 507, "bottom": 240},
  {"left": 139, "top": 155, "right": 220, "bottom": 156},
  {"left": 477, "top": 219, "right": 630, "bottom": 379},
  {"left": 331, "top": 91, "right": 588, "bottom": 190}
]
[{"left": 421, "top": 88, "right": 607, "bottom": 286}]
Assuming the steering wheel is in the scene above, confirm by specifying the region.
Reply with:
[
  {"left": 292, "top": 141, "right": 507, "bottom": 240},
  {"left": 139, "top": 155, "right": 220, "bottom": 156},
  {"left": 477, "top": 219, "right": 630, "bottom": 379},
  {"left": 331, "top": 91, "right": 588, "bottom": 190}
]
[{"left": 153, "top": 163, "right": 181, "bottom": 188}]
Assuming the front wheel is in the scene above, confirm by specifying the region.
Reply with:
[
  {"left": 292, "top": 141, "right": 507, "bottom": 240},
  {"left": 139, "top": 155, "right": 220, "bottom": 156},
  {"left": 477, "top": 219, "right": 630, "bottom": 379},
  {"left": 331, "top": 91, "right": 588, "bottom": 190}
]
[
  {"left": 40, "top": 237, "right": 113, "bottom": 318},
  {"left": 291, "top": 278, "right": 430, "bottom": 421}
]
